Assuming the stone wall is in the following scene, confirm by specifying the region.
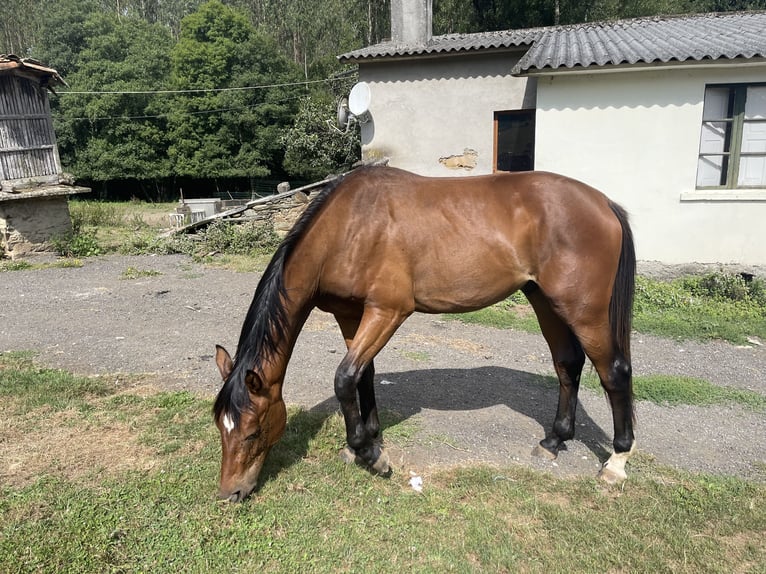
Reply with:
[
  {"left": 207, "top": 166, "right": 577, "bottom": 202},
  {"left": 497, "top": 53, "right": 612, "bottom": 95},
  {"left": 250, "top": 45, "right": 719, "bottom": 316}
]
[{"left": 0, "top": 195, "right": 72, "bottom": 258}]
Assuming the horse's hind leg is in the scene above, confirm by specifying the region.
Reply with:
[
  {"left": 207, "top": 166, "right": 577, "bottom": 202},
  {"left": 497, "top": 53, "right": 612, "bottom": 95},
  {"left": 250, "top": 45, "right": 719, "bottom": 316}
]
[
  {"left": 573, "top": 324, "right": 635, "bottom": 484},
  {"left": 333, "top": 307, "right": 408, "bottom": 474},
  {"left": 525, "top": 285, "right": 586, "bottom": 458}
]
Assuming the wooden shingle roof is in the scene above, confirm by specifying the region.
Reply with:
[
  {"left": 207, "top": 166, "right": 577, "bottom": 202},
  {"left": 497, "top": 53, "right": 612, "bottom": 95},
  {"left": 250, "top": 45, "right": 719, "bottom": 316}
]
[{"left": 0, "top": 55, "right": 66, "bottom": 89}]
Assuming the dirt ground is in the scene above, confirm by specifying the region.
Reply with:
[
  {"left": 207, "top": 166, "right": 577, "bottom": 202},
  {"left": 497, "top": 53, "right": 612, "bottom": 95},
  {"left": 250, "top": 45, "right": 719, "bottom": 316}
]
[{"left": 1, "top": 254, "right": 764, "bottom": 483}]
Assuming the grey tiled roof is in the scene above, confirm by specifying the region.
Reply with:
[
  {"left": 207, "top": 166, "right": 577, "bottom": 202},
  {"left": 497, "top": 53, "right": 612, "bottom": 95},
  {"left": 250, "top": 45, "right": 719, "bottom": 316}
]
[
  {"left": 338, "top": 28, "right": 542, "bottom": 62},
  {"left": 516, "top": 11, "right": 766, "bottom": 73},
  {"left": 338, "top": 11, "right": 766, "bottom": 73}
]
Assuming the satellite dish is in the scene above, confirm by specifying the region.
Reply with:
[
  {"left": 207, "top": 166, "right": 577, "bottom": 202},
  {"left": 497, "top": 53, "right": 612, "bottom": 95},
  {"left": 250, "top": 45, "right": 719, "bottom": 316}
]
[
  {"left": 337, "top": 97, "right": 350, "bottom": 130},
  {"left": 348, "top": 82, "right": 371, "bottom": 123}
]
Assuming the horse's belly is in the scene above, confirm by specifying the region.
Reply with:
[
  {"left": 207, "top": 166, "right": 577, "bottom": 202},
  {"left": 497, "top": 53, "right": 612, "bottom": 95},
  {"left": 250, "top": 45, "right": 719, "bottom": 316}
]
[{"left": 412, "top": 267, "right": 529, "bottom": 314}]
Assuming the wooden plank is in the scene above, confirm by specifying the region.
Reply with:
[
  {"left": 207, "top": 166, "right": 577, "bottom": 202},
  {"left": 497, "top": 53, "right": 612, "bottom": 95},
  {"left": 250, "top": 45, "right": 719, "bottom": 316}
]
[
  {"left": 0, "top": 184, "right": 90, "bottom": 202},
  {"left": 0, "top": 72, "right": 61, "bottom": 182}
]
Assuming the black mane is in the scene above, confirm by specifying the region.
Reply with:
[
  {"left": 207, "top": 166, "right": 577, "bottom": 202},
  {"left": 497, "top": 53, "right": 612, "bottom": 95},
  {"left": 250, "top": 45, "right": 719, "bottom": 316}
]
[{"left": 213, "top": 175, "right": 345, "bottom": 425}]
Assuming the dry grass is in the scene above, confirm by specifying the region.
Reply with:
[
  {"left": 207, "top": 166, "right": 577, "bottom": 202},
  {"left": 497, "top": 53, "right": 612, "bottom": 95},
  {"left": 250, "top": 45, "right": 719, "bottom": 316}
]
[{"left": 0, "top": 390, "right": 163, "bottom": 488}]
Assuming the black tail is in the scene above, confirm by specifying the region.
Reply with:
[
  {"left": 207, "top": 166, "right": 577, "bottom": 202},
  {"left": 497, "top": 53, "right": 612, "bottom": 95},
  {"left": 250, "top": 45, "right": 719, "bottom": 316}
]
[{"left": 608, "top": 201, "right": 635, "bottom": 362}]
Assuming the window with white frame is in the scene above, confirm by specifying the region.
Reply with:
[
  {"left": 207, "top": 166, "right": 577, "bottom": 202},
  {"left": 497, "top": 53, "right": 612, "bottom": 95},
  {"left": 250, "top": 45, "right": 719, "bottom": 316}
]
[{"left": 697, "top": 84, "right": 766, "bottom": 189}]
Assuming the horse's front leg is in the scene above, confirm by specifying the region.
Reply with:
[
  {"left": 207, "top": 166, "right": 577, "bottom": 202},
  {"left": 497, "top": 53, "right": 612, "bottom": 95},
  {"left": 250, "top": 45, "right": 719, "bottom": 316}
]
[
  {"left": 335, "top": 357, "right": 389, "bottom": 474},
  {"left": 357, "top": 360, "right": 381, "bottom": 445},
  {"left": 333, "top": 306, "right": 408, "bottom": 474}
]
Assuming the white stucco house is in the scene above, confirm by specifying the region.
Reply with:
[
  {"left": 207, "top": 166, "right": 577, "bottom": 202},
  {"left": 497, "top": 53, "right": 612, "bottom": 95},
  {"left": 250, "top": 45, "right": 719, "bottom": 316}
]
[{"left": 338, "top": 2, "right": 766, "bottom": 267}]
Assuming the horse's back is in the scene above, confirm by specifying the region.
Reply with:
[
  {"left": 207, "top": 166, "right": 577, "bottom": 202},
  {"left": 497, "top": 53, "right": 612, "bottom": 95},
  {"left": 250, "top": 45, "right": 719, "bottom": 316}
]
[{"left": 305, "top": 167, "right": 624, "bottom": 314}]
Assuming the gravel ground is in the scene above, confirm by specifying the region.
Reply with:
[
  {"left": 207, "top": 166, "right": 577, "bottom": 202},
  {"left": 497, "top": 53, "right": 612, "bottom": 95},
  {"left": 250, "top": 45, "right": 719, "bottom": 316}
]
[{"left": 2, "top": 254, "right": 764, "bottom": 481}]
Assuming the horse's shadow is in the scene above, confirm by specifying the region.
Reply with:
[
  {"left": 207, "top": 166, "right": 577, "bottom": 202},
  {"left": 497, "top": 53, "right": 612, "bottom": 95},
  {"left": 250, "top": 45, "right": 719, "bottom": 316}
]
[{"left": 258, "top": 366, "right": 612, "bottom": 486}]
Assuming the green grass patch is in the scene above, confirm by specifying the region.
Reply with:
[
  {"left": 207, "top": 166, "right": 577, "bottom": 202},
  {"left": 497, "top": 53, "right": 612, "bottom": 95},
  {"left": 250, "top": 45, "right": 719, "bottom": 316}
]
[
  {"left": 3, "top": 461, "right": 764, "bottom": 574},
  {"left": 633, "top": 274, "right": 766, "bottom": 344},
  {"left": 1, "top": 370, "right": 764, "bottom": 572},
  {"left": 580, "top": 372, "right": 766, "bottom": 412},
  {"left": 449, "top": 291, "right": 542, "bottom": 333},
  {"left": 0, "top": 258, "right": 83, "bottom": 272},
  {"left": 120, "top": 266, "right": 162, "bottom": 280},
  {"left": 447, "top": 273, "right": 766, "bottom": 344},
  {"left": 0, "top": 351, "right": 113, "bottom": 413},
  {"left": 0, "top": 260, "right": 32, "bottom": 271}
]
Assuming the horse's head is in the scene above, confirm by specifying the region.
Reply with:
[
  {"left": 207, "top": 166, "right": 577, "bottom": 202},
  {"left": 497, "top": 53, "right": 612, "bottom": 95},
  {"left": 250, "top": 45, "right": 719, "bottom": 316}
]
[{"left": 213, "top": 345, "right": 287, "bottom": 503}]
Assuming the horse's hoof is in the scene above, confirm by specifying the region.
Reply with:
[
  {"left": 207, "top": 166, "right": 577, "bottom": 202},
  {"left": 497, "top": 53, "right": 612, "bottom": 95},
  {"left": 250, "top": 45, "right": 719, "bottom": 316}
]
[
  {"left": 532, "top": 444, "right": 558, "bottom": 460},
  {"left": 371, "top": 448, "right": 390, "bottom": 475},
  {"left": 598, "top": 463, "right": 628, "bottom": 486},
  {"left": 339, "top": 446, "right": 359, "bottom": 465},
  {"left": 598, "top": 444, "right": 635, "bottom": 485}
]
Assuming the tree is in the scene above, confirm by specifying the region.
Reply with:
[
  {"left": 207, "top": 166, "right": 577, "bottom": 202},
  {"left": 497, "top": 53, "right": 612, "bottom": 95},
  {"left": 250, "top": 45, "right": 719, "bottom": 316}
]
[
  {"left": 50, "top": 12, "right": 174, "bottom": 182},
  {"left": 27, "top": 4, "right": 175, "bottom": 186},
  {"left": 282, "top": 96, "right": 361, "bottom": 180},
  {"left": 29, "top": 0, "right": 102, "bottom": 76},
  {"left": 167, "top": 1, "right": 304, "bottom": 179},
  {"left": 433, "top": 0, "right": 766, "bottom": 32},
  {"left": 229, "top": 0, "right": 390, "bottom": 80},
  {"left": 0, "top": 0, "right": 46, "bottom": 56}
]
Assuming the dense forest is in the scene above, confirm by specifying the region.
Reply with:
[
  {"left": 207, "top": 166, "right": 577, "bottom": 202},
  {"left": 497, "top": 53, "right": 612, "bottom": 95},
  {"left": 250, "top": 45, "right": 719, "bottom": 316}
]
[{"left": 2, "top": 0, "right": 765, "bottom": 199}]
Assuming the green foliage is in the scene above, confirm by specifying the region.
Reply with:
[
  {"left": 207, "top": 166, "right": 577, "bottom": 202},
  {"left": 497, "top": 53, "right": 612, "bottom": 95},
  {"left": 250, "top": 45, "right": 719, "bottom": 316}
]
[
  {"left": 23, "top": 0, "right": 102, "bottom": 76},
  {"left": 432, "top": 0, "right": 766, "bottom": 32},
  {"left": 69, "top": 200, "right": 122, "bottom": 227},
  {"left": 11, "top": 0, "right": 765, "bottom": 188},
  {"left": 233, "top": 0, "right": 389, "bottom": 77},
  {"left": 46, "top": 9, "right": 175, "bottom": 182},
  {"left": 168, "top": 1, "right": 303, "bottom": 179},
  {"left": 685, "top": 271, "right": 766, "bottom": 306},
  {"left": 118, "top": 217, "right": 281, "bottom": 260},
  {"left": 197, "top": 219, "right": 282, "bottom": 255},
  {"left": 120, "top": 232, "right": 197, "bottom": 256},
  {"left": 282, "top": 96, "right": 361, "bottom": 179},
  {"left": 634, "top": 274, "right": 766, "bottom": 343},
  {"left": 52, "top": 226, "right": 103, "bottom": 258}
]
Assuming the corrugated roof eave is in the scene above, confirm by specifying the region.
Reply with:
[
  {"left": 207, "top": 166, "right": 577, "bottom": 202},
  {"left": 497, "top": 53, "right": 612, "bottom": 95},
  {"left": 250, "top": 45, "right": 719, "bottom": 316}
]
[
  {"left": 338, "top": 29, "right": 543, "bottom": 63},
  {"left": 514, "top": 53, "right": 766, "bottom": 75}
]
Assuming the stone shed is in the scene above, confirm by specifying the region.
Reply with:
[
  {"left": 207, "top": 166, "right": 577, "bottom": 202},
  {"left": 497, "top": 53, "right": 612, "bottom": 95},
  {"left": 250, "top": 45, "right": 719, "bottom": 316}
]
[{"left": 0, "top": 55, "right": 89, "bottom": 258}]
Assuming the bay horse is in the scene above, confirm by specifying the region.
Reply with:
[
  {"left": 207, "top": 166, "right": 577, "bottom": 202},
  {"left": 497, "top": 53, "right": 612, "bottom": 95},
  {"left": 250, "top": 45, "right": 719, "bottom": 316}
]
[{"left": 213, "top": 166, "right": 636, "bottom": 502}]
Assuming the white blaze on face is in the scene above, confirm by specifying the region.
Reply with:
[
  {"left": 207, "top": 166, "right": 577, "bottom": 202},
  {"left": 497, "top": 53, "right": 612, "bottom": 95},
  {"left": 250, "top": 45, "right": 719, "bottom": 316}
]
[{"left": 222, "top": 413, "right": 235, "bottom": 434}]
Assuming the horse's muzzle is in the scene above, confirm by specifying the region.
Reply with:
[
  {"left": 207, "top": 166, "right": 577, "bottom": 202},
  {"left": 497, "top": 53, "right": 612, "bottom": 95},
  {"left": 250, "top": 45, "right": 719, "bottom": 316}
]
[{"left": 218, "top": 488, "right": 245, "bottom": 503}]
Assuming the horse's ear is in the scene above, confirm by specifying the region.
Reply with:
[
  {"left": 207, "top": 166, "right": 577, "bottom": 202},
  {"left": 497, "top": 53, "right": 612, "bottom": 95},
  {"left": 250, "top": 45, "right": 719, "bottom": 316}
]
[
  {"left": 244, "top": 370, "right": 265, "bottom": 394},
  {"left": 215, "top": 345, "right": 233, "bottom": 381}
]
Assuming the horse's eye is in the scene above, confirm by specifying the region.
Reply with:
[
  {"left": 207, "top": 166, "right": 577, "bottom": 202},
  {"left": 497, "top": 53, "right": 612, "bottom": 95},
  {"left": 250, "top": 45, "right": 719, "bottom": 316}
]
[{"left": 244, "top": 429, "right": 262, "bottom": 442}]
